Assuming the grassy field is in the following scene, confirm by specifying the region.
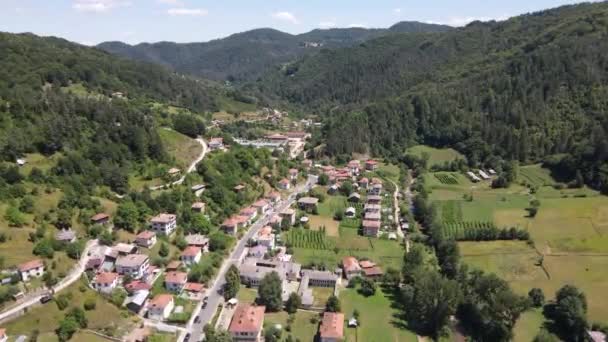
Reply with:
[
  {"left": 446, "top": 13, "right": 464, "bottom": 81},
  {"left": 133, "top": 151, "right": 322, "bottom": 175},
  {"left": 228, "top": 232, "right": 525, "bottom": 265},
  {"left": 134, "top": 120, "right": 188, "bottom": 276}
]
[
  {"left": 158, "top": 128, "right": 202, "bottom": 168},
  {"left": 311, "top": 287, "right": 334, "bottom": 307},
  {"left": 513, "top": 308, "right": 545, "bottom": 342},
  {"left": 5, "top": 278, "right": 136, "bottom": 339},
  {"left": 263, "top": 311, "right": 319, "bottom": 342},
  {"left": 406, "top": 145, "right": 465, "bottom": 167},
  {"left": 340, "top": 287, "right": 417, "bottom": 342},
  {"left": 236, "top": 288, "right": 258, "bottom": 304}
]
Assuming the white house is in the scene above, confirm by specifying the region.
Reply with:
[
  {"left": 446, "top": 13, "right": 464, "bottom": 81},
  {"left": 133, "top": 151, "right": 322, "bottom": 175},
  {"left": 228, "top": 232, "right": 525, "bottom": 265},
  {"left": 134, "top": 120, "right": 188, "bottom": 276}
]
[
  {"left": 150, "top": 213, "right": 177, "bottom": 235},
  {"left": 135, "top": 230, "right": 157, "bottom": 249},
  {"left": 164, "top": 271, "right": 188, "bottom": 292},
  {"left": 115, "top": 254, "right": 149, "bottom": 279},
  {"left": 18, "top": 259, "right": 44, "bottom": 282},
  {"left": 92, "top": 272, "right": 119, "bottom": 294},
  {"left": 180, "top": 246, "right": 202, "bottom": 266},
  {"left": 147, "top": 294, "right": 174, "bottom": 321}
]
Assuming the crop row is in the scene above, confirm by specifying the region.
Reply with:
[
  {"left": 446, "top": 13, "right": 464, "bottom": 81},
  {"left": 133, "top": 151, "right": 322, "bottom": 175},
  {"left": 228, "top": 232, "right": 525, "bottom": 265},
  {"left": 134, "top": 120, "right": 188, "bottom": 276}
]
[{"left": 286, "top": 229, "right": 332, "bottom": 250}]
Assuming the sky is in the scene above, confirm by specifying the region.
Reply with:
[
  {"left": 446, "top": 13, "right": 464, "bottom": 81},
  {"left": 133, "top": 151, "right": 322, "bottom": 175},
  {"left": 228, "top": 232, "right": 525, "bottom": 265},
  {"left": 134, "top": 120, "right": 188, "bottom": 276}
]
[{"left": 0, "top": 0, "right": 601, "bottom": 45}]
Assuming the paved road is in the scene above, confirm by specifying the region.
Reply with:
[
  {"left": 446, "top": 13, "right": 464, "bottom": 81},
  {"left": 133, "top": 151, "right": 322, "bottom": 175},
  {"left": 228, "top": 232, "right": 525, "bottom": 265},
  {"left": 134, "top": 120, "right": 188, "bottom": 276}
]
[
  {"left": 0, "top": 239, "right": 98, "bottom": 322},
  {"left": 150, "top": 137, "right": 207, "bottom": 191},
  {"left": 184, "top": 175, "right": 318, "bottom": 342},
  {"left": 390, "top": 180, "right": 404, "bottom": 238}
]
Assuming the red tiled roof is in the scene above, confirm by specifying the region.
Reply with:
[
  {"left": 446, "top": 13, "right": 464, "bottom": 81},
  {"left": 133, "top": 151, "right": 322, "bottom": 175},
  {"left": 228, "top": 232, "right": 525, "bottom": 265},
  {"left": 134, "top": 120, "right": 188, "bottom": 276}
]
[
  {"left": 253, "top": 199, "right": 268, "bottom": 208},
  {"left": 181, "top": 246, "right": 201, "bottom": 257},
  {"left": 362, "top": 220, "right": 381, "bottom": 229},
  {"left": 95, "top": 272, "right": 118, "bottom": 284},
  {"left": 166, "top": 261, "right": 182, "bottom": 270},
  {"left": 366, "top": 160, "right": 378, "bottom": 165},
  {"left": 91, "top": 213, "right": 109, "bottom": 221},
  {"left": 359, "top": 260, "right": 376, "bottom": 268},
  {"left": 165, "top": 271, "right": 188, "bottom": 284},
  {"left": 320, "top": 312, "right": 344, "bottom": 339},
  {"left": 18, "top": 259, "right": 43, "bottom": 272},
  {"left": 125, "top": 280, "right": 151, "bottom": 292},
  {"left": 150, "top": 213, "right": 176, "bottom": 224},
  {"left": 183, "top": 282, "right": 205, "bottom": 293},
  {"left": 136, "top": 230, "right": 156, "bottom": 239},
  {"left": 229, "top": 304, "right": 265, "bottom": 333},
  {"left": 279, "top": 178, "right": 290, "bottom": 185},
  {"left": 149, "top": 294, "right": 173, "bottom": 309},
  {"left": 342, "top": 256, "right": 360, "bottom": 273},
  {"left": 363, "top": 266, "right": 384, "bottom": 277}
]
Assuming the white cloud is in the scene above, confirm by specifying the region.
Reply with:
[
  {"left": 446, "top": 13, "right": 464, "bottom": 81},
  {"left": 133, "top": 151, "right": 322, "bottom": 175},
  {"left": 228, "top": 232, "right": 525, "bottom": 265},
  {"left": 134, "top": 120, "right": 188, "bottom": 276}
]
[
  {"left": 271, "top": 11, "right": 298, "bottom": 24},
  {"left": 167, "top": 8, "right": 208, "bottom": 16},
  {"left": 319, "top": 21, "right": 337, "bottom": 29},
  {"left": 429, "top": 14, "right": 510, "bottom": 27},
  {"left": 348, "top": 23, "right": 368, "bottom": 28},
  {"left": 157, "top": 0, "right": 182, "bottom": 5},
  {"left": 72, "top": 0, "right": 131, "bottom": 13},
  {"left": 393, "top": 8, "right": 402, "bottom": 15}
]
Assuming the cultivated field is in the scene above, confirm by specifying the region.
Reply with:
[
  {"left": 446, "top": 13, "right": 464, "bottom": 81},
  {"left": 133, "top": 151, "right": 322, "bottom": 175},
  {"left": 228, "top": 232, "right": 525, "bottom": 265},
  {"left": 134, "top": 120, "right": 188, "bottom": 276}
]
[{"left": 405, "top": 145, "right": 465, "bottom": 167}]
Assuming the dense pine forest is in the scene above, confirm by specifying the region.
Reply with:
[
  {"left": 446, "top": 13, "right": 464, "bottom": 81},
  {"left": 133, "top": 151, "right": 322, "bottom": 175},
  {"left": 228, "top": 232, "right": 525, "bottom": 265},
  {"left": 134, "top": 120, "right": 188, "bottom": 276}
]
[{"left": 256, "top": 2, "right": 608, "bottom": 192}]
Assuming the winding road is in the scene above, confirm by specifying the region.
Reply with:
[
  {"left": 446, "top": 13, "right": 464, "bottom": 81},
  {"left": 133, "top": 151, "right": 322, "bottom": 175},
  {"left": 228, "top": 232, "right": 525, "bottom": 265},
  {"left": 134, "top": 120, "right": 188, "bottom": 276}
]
[
  {"left": 0, "top": 239, "right": 98, "bottom": 323},
  {"left": 149, "top": 137, "right": 208, "bottom": 191}
]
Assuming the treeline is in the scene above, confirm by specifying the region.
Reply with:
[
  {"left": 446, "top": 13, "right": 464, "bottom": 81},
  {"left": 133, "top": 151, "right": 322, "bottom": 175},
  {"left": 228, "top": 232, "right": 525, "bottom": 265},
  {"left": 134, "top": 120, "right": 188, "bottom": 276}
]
[{"left": 260, "top": 2, "right": 608, "bottom": 192}]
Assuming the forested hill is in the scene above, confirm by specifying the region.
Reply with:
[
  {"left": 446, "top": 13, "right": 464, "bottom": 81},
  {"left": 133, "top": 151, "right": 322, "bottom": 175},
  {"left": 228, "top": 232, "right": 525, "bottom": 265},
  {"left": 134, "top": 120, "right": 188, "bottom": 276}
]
[
  {"left": 97, "top": 21, "right": 451, "bottom": 82},
  {"left": 0, "top": 32, "right": 217, "bottom": 193},
  {"left": 258, "top": 2, "right": 608, "bottom": 192}
]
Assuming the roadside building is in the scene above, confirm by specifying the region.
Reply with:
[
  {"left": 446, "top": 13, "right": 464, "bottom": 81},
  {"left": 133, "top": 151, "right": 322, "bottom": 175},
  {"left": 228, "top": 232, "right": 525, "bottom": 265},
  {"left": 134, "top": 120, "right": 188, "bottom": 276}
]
[
  {"left": 252, "top": 199, "right": 270, "bottom": 214},
  {"left": 125, "top": 290, "right": 149, "bottom": 314},
  {"left": 165, "top": 271, "right": 188, "bottom": 292},
  {"left": 255, "top": 226, "right": 275, "bottom": 248},
  {"left": 135, "top": 231, "right": 157, "bottom": 249},
  {"left": 365, "top": 160, "right": 378, "bottom": 171},
  {"left": 279, "top": 209, "right": 296, "bottom": 226},
  {"left": 113, "top": 243, "right": 138, "bottom": 256},
  {"left": 228, "top": 304, "right": 265, "bottom": 342},
  {"left": 278, "top": 178, "right": 291, "bottom": 190},
  {"left": 297, "top": 197, "right": 319, "bottom": 212},
  {"left": 342, "top": 257, "right": 361, "bottom": 280},
  {"left": 180, "top": 246, "right": 202, "bottom": 266},
  {"left": 358, "top": 178, "right": 369, "bottom": 189},
  {"left": 185, "top": 234, "right": 208, "bottom": 248},
  {"left": 362, "top": 220, "right": 381, "bottom": 237},
  {"left": 150, "top": 213, "right": 177, "bottom": 235},
  {"left": 289, "top": 168, "right": 299, "bottom": 181},
  {"left": 208, "top": 137, "right": 224, "bottom": 150},
  {"left": 348, "top": 193, "right": 361, "bottom": 203},
  {"left": 191, "top": 202, "right": 206, "bottom": 213},
  {"left": 115, "top": 254, "right": 149, "bottom": 279},
  {"left": 265, "top": 192, "right": 281, "bottom": 204},
  {"left": 91, "top": 213, "right": 110, "bottom": 225},
  {"left": 18, "top": 259, "right": 44, "bottom": 282}
]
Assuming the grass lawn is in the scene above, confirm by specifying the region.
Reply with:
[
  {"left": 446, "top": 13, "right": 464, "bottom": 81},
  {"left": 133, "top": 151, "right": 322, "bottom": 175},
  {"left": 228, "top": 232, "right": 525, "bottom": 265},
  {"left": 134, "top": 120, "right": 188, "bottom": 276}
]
[
  {"left": 406, "top": 145, "right": 465, "bottom": 167},
  {"left": 513, "top": 308, "right": 544, "bottom": 342},
  {"left": 5, "top": 278, "right": 136, "bottom": 339},
  {"left": 317, "top": 195, "right": 348, "bottom": 217},
  {"left": 263, "top": 310, "right": 318, "bottom": 342},
  {"left": 311, "top": 287, "right": 334, "bottom": 307},
  {"left": 340, "top": 287, "right": 417, "bottom": 342},
  {"left": 20, "top": 153, "right": 61, "bottom": 175},
  {"left": 236, "top": 287, "right": 257, "bottom": 304},
  {"left": 308, "top": 215, "right": 340, "bottom": 237},
  {"left": 157, "top": 128, "right": 202, "bottom": 169}
]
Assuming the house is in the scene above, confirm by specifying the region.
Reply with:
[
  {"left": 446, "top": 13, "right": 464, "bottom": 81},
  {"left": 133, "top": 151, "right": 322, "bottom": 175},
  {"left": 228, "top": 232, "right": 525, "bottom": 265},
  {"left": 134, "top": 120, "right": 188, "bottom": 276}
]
[
  {"left": 255, "top": 226, "right": 275, "bottom": 248},
  {"left": 285, "top": 131, "right": 311, "bottom": 141},
  {"left": 150, "top": 213, "right": 177, "bottom": 235},
  {"left": 358, "top": 177, "right": 369, "bottom": 189},
  {"left": 167, "top": 168, "right": 181, "bottom": 177},
  {"left": 277, "top": 178, "right": 291, "bottom": 190},
  {"left": 365, "top": 160, "right": 378, "bottom": 171},
  {"left": 248, "top": 245, "right": 268, "bottom": 259},
  {"left": 91, "top": 213, "right": 110, "bottom": 225},
  {"left": 18, "top": 259, "right": 44, "bottom": 282},
  {"left": 55, "top": 229, "right": 76, "bottom": 243},
  {"left": 297, "top": 197, "right": 319, "bottom": 212},
  {"left": 221, "top": 216, "right": 247, "bottom": 235},
  {"left": 165, "top": 271, "right": 188, "bottom": 292},
  {"left": 360, "top": 260, "right": 383, "bottom": 279},
  {"left": 147, "top": 294, "right": 174, "bottom": 321},
  {"left": 348, "top": 193, "right": 361, "bottom": 203},
  {"left": 302, "top": 160, "right": 313, "bottom": 169},
  {"left": 240, "top": 207, "right": 258, "bottom": 222},
  {"left": 208, "top": 137, "right": 224, "bottom": 150},
  {"left": 228, "top": 304, "right": 265, "bottom": 342},
  {"left": 113, "top": 243, "right": 138, "bottom": 256},
  {"left": 125, "top": 290, "right": 149, "bottom": 314},
  {"left": 180, "top": 246, "right": 202, "bottom": 265},
  {"left": 269, "top": 215, "right": 282, "bottom": 229},
  {"left": 191, "top": 202, "right": 206, "bottom": 213},
  {"left": 366, "top": 195, "right": 382, "bottom": 205},
  {"left": 303, "top": 270, "right": 338, "bottom": 287},
  {"left": 345, "top": 207, "right": 356, "bottom": 219},
  {"left": 319, "top": 312, "right": 344, "bottom": 342},
  {"left": 327, "top": 184, "right": 339, "bottom": 195},
  {"left": 115, "top": 254, "right": 149, "bottom": 279},
  {"left": 342, "top": 257, "right": 361, "bottom": 280},
  {"left": 92, "top": 272, "right": 119, "bottom": 294},
  {"left": 183, "top": 282, "right": 205, "bottom": 299},
  {"left": 288, "top": 168, "right": 299, "bottom": 181},
  {"left": 135, "top": 231, "right": 157, "bottom": 249},
  {"left": 279, "top": 209, "right": 296, "bottom": 226},
  {"left": 362, "top": 220, "right": 381, "bottom": 237},
  {"left": 252, "top": 199, "right": 270, "bottom": 215},
  {"left": 125, "top": 280, "right": 151, "bottom": 294},
  {"left": 191, "top": 184, "right": 205, "bottom": 194},
  {"left": 0, "top": 328, "right": 6, "bottom": 342},
  {"left": 239, "top": 258, "right": 301, "bottom": 287},
  {"left": 364, "top": 211, "right": 381, "bottom": 221},
  {"left": 185, "top": 234, "right": 208, "bottom": 248},
  {"left": 364, "top": 203, "right": 381, "bottom": 213},
  {"left": 265, "top": 192, "right": 281, "bottom": 204},
  {"left": 348, "top": 160, "right": 360, "bottom": 175},
  {"left": 368, "top": 183, "right": 383, "bottom": 196}
]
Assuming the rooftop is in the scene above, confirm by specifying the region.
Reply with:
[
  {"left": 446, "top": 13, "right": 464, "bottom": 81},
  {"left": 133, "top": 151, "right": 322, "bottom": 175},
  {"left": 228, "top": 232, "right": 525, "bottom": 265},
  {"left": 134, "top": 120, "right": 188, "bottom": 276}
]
[
  {"left": 136, "top": 230, "right": 156, "bottom": 240},
  {"left": 94, "top": 272, "right": 118, "bottom": 284},
  {"left": 320, "top": 312, "right": 344, "bottom": 339},
  {"left": 116, "top": 254, "right": 149, "bottom": 268},
  {"left": 165, "top": 271, "right": 188, "bottom": 284},
  {"left": 150, "top": 213, "right": 176, "bottom": 224},
  {"left": 148, "top": 294, "right": 173, "bottom": 309},
  {"left": 229, "top": 304, "right": 266, "bottom": 333},
  {"left": 342, "top": 256, "right": 361, "bottom": 272},
  {"left": 18, "top": 259, "right": 43, "bottom": 272},
  {"left": 181, "top": 246, "right": 202, "bottom": 257}
]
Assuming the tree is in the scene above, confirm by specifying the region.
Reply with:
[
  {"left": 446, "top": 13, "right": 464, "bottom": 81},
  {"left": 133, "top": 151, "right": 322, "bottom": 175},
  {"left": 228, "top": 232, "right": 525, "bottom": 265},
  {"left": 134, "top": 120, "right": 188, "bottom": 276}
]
[
  {"left": 158, "top": 242, "right": 169, "bottom": 257},
  {"left": 549, "top": 285, "right": 588, "bottom": 341},
  {"left": 257, "top": 272, "right": 283, "bottom": 312},
  {"left": 264, "top": 325, "right": 282, "bottom": 342},
  {"left": 435, "top": 239, "right": 460, "bottom": 279},
  {"left": 19, "top": 196, "right": 35, "bottom": 214},
  {"left": 66, "top": 242, "right": 83, "bottom": 260},
  {"left": 528, "top": 288, "right": 545, "bottom": 307},
  {"left": 326, "top": 295, "right": 341, "bottom": 312},
  {"left": 114, "top": 201, "right": 139, "bottom": 232},
  {"left": 68, "top": 307, "right": 88, "bottom": 328},
  {"left": 4, "top": 206, "right": 25, "bottom": 227},
  {"left": 33, "top": 239, "right": 54, "bottom": 258},
  {"left": 223, "top": 265, "right": 240, "bottom": 300},
  {"left": 84, "top": 298, "right": 96, "bottom": 310},
  {"left": 382, "top": 267, "right": 401, "bottom": 288},
  {"left": 285, "top": 293, "right": 301, "bottom": 314},
  {"left": 403, "top": 271, "right": 460, "bottom": 338},
  {"left": 403, "top": 244, "right": 426, "bottom": 282},
  {"left": 56, "top": 317, "right": 78, "bottom": 341},
  {"left": 318, "top": 173, "right": 329, "bottom": 186},
  {"left": 358, "top": 278, "right": 377, "bottom": 297}
]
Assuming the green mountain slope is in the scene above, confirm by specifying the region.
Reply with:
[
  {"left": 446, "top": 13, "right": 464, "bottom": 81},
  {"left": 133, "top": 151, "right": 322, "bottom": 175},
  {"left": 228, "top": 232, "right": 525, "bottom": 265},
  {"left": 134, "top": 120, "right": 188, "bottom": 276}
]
[
  {"left": 258, "top": 2, "right": 608, "bottom": 191},
  {"left": 97, "top": 22, "right": 451, "bottom": 82},
  {"left": 0, "top": 32, "right": 219, "bottom": 193}
]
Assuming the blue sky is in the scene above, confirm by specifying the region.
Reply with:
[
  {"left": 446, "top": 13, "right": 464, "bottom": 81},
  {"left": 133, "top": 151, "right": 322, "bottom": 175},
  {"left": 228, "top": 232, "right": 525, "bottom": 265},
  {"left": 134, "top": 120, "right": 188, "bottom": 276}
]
[{"left": 0, "top": 0, "right": 600, "bottom": 45}]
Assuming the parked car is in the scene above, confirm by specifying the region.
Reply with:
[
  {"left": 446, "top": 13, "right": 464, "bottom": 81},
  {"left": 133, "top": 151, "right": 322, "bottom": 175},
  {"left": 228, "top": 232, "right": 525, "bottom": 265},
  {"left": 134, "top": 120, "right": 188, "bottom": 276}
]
[{"left": 40, "top": 295, "right": 52, "bottom": 304}]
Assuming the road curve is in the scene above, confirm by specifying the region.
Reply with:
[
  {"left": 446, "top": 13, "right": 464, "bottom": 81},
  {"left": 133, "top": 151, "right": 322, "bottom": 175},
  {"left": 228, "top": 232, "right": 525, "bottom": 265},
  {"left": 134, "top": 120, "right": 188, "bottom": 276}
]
[{"left": 150, "top": 137, "right": 208, "bottom": 191}]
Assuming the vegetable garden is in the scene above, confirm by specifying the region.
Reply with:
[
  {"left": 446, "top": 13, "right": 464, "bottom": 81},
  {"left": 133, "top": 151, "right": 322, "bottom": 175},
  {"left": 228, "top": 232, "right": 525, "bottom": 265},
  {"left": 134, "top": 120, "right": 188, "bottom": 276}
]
[
  {"left": 286, "top": 229, "right": 333, "bottom": 250},
  {"left": 439, "top": 221, "right": 529, "bottom": 241},
  {"left": 440, "top": 200, "right": 463, "bottom": 223},
  {"left": 434, "top": 173, "right": 459, "bottom": 185}
]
